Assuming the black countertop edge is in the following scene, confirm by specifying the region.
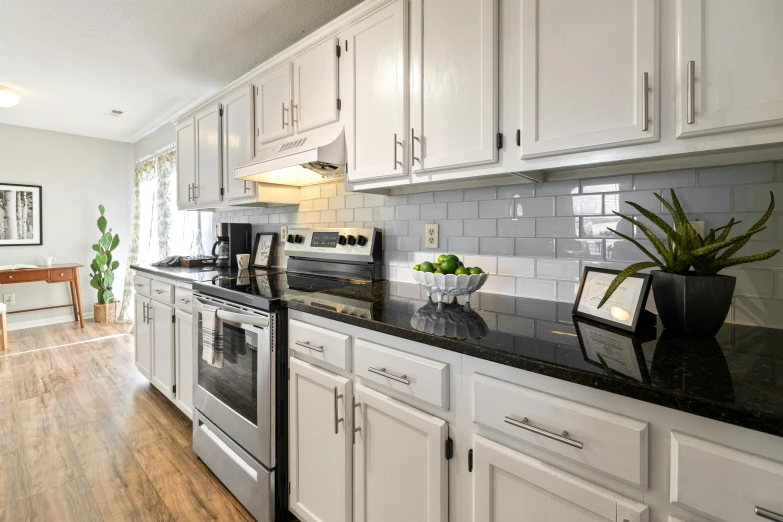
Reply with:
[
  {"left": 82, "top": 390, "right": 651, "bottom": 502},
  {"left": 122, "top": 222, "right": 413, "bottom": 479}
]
[{"left": 284, "top": 300, "right": 783, "bottom": 438}]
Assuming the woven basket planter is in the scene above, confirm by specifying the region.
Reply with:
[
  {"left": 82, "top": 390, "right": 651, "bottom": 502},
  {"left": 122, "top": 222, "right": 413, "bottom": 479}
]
[{"left": 94, "top": 301, "right": 119, "bottom": 324}]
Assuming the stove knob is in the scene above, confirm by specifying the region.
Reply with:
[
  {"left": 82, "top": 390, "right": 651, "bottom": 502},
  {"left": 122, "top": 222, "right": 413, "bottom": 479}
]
[
  {"left": 287, "top": 234, "right": 295, "bottom": 243},
  {"left": 356, "top": 234, "right": 368, "bottom": 246},
  {"left": 295, "top": 234, "right": 304, "bottom": 244},
  {"left": 338, "top": 235, "right": 347, "bottom": 245},
  {"left": 347, "top": 235, "right": 357, "bottom": 246}
]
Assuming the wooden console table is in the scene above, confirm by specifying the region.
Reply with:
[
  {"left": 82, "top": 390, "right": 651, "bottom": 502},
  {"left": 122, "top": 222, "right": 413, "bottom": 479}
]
[{"left": 0, "top": 264, "right": 85, "bottom": 329}]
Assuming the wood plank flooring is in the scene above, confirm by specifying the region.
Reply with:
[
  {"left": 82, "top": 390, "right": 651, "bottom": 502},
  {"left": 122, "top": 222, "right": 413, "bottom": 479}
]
[{"left": 0, "top": 320, "right": 261, "bottom": 522}]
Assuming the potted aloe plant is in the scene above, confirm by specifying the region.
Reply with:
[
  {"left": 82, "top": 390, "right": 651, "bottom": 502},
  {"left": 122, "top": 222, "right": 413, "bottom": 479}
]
[
  {"left": 89, "top": 205, "right": 121, "bottom": 324},
  {"left": 598, "top": 189, "right": 778, "bottom": 337}
]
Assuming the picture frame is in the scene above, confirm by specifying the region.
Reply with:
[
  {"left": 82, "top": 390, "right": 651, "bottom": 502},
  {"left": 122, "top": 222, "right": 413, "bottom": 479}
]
[
  {"left": 572, "top": 267, "right": 653, "bottom": 332},
  {"left": 573, "top": 316, "right": 653, "bottom": 384},
  {"left": 0, "top": 183, "right": 43, "bottom": 246},
  {"left": 251, "top": 232, "right": 277, "bottom": 268}
]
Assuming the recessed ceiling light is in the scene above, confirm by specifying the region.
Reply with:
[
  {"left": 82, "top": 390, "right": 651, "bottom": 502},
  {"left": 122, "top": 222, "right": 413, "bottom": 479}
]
[
  {"left": 0, "top": 86, "right": 20, "bottom": 107},
  {"left": 104, "top": 108, "right": 125, "bottom": 117}
]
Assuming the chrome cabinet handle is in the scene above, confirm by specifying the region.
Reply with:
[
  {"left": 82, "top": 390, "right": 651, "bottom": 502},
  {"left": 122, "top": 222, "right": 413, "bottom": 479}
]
[
  {"left": 146, "top": 303, "right": 153, "bottom": 323},
  {"left": 154, "top": 289, "right": 165, "bottom": 294},
  {"left": 142, "top": 302, "right": 147, "bottom": 323},
  {"left": 188, "top": 183, "right": 193, "bottom": 202},
  {"left": 687, "top": 60, "right": 695, "bottom": 124},
  {"left": 504, "top": 416, "right": 584, "bottom": 449},
  {"left": 243, "top": 181, "right": 250, "bottom": 194},
  {"left": 295, "top": 340, "right": 324, "bottom": 353},
  {"left": 291, "top": 98, "right": 297, "bottom": 125},
  {"left": 368, "top": 366, "right": 410, "bottom": 385},
  {"left": 282, "top": 102, "right": 288, "bottom": 127},
  {"left": 353, "top": 396, "right": 361, "bottom": 444},
  {"left": 333, "top": 387, "right": 344, "bottom": 435},
  {"left": 756, "top": 507, "right": 783, "bottom": 522},
  {"left": 641, "top": 72, "right": 649, "bottom": 131},
  {"left": 410, "top": 128, "right": 420, "bottom": 166},
  {"left": 393, "top": 133, "right": 403, "bottom": 170}
]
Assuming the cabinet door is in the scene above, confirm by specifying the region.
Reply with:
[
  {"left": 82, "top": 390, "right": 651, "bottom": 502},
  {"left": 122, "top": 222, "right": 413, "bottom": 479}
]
[
  {"left": 256, "top": 63, "right": 293, "bottom": 144},
  {"left": 294, "top": 37, "right": 340, "bottom": 133},
  {"left": 175, "top": 310, "right": 193, "bottom": 419},
  {"left": 134, "top": 296, "right": 152, "bottom": 380},
  {"left": 222, "top": 85, "right": 257, "bottom": 202},
  {"left": 289, "top": 358, "right": 352, "bottom": 522},
  {"left": 150, "top": 301, "right": 175, "bottom": 399},
  {"left": 520, "top": 0, "right": 658, "bottom": 157},
  {"left": 410, "top": 0, "right": 498, "bottom": 172},
  {"left": 676, "top": 0, "right": 783, "bottom": 138},
  {"left": 354, "top": 384, "right": 448, "bottom": 522},
  {"left": 473, "top": 435, "right": 648, "bottom": 522},
  {"left": 194, "top": 104, "right": 223, "bottom": 205},
  {"left": 176, "top": 117, "right": 196, "bottom": 208},
  {"left": 344, "top": 0, "right": 408, "bottom": 182}
]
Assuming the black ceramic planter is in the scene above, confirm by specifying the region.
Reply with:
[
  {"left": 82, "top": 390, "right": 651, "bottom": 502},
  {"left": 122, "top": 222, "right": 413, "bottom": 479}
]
[{"left": 651, "top": 271, "right": 736, "bottom": 337}]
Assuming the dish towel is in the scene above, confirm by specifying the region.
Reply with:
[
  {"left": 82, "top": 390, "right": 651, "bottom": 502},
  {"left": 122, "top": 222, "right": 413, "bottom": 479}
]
[{"left": 201, "top": 304, "right": 224, "bottom": 368}]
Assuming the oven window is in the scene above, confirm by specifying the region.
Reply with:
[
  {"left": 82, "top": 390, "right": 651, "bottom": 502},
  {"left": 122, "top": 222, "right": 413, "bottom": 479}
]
[{"left": 198, "top": 319, "right": 258, "bottom": 425}]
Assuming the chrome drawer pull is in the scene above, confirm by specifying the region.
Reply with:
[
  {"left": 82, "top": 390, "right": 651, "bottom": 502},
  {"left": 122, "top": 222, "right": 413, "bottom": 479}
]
[
  {"left": 368, "top": 367, "right": 410, "bottom": 385},
  {"left": 504, "top": 416, "right": 583, "bottom": 449},
  {"left": 154, "top": 289, "right": 165, "bottom": 294},
  {"left": 295, "top": 340, "right": 324, "bottom": 353},
  {"left": 756, "top": 507, "right": 783, "bottom": 522},
  {"left": 333, "top": 388, "right": 343, "bottom": 435},
  {"left": 687, "top": 60, "right": 695, "bottom": 124},
  {"left": 641, "top": 71, "right": 649, "bottom": 131}
]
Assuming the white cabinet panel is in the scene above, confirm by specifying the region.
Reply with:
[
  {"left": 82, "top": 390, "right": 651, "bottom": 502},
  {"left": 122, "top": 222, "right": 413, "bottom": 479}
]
[
  {"left": 354, "top": 384, "right": 448, "bottom": 522},
  {"left": 256, "top": 63, "right": 293, "bottom": 144},
  {"left": 294, "top": 37, "right": 340, "bottom": 133},
  {"left": 150, "top": 300, "right": 175, "bottom": 398},
  {"left": 410, "top": 0, "right": 498, "bottom": 172},
  {"left": 289, "top": 358, "right": 352, "bottom": 522},
  {"left": 344, "top": 0, "right": 408, "bottom": 182},
  {"left": 176, "top": 117, "right": 196, "bottom": 208},
  {"left": 175, "top": 310, "right": 193, "bottom": 419},
  {"left": 473, "top": 435, "right": 648, "bottom": 522},
  {"left": 676, "top": 0, "right": 783, "bottom": 138},
  {"left": 289, "top": 318, "right": 351, "bottom": 371},
  {"left": 194, "top": 104, "right": 223, "bottom": 205},
  {"left": 520, "top": 0, "right": 658, "bottom": 157},
  {"left": 134, "top": 296, "right": 152, "bottom": 380},
  {"left": 221, "top": 85, "right": 256, "bottom": 201},
  {"left": 671, "top": 431, "right": 783, "bottom": 522}
]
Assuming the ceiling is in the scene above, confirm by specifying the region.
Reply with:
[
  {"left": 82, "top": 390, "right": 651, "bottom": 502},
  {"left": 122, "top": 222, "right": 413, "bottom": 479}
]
[{"left": 0, "top": 0, "right": 362, "bottom": 143}]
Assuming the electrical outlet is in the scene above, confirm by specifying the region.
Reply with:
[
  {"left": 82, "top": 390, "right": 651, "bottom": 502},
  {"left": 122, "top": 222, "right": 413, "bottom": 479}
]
[
  {"left": 689, "top": 220, "right": 706, "bottom": 238},
  {"left": 3, "top": 293, "right": 15, "bottom": 305},
  {"left": 425, "top": 224, "right": 438, "bottom": 249},
  {"left": 281, "top": 225, "right": 289, "bottom": 240}
]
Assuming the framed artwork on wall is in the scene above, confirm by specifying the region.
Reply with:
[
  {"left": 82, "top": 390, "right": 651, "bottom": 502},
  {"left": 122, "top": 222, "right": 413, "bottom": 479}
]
[
  {"left": 0, "top": 183, "right": 42, "bottom": 246},
  {"left": 251, "top": 233, "right": 277, "bottom": 268}
]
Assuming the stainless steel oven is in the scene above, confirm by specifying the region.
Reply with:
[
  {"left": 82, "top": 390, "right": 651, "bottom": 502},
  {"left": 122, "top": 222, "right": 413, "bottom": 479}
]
[{"left": 192, "top": 293, "right": 277, "bottom": 521}]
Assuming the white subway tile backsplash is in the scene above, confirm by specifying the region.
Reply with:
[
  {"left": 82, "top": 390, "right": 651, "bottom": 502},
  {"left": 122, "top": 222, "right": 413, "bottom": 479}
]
[
  {"left": 775, "top": 271, "right": 783, "bottom": 299},
  {"left": 354, "top": 207, "right": 373, "bottom": 221},
  {"left": 336, "top": 209, "right": 354, "bottom": 222},
  {"left": 604, "top": 190, "right": 661, "bottom": 215},
  {"left": 777, "top": 213, "right": 783, "bottom": 241},
  {"left": 481, "top": 275, "right": 517, "bottom": 296},
  {"left": 732, "top": 183, "right": 783, "bottom": 212},
  {"left": 479, "top": 199, "right": 514, "bottom": 218},
  {"left": 464, "top": 255, "right": 498, "bottom": 274},
  {"left": 385, "top": 195, "right": 408, "bottom": 206},
  {"left": 345, "top": 194, "right": 364, "bottom": 208},
  {"left": 605, "top": 239, "right": 655, "bottom": 262},
  {"left": 535, "top": 259, "right": 579, "bottom": 281},
  {"left": 582, "top": 260, "right": 632, "bottom": 272},
  {"left": 582, "top": 216, "right": 632, "bottom": 238},
  {"left": 633, "top": 213, "right": 676, "bottom": 239},
  {"left": 407, "top": 192, "right": 434, "bottom": 204},
  {"left": 697, "top": 163, "right": 773, "bottom": 186},
  {"left": 383, "top": 221, "right": 409, "bottom": 236},
  {"left": 581, "top": 175, "right": 632, "bottom": 194},
  {"left": 420, "top": 203, "right": 448, "bottom": 220},
  {"left": 312, "top": 198, "right": 329, "bottom": 211},
  {"left": 557, "top": 281, "right": 579, "bottom": 303},
  {"left": 464, "top": 187, "right": 498, "bottom": 201},
  {"left": 498, "top": 257, "right": 536, "bottom": 277},
  {"left": 734, "top": 297, "right": 783, "bottom": 329},
  {"left": 515, "top": 238, "right": 556, "bottom": 257},
  {"left": 633, "top": 169, "right": 696, "bottom": 190},
  {"left": 373, "top": 206, "right": 395, "bottom": 221},
  {"left": 776, "top": 163, "right": 783, "bottom": 181},
  {"left": 448, "top": 236, "right": 479, "bottom": 254},
  {"left": 722, "top": 269, "right": 774, "bottom": 298},
  {"left": 395, "top": 205, "right": 420, "bottom": 221},
  {"left": 660, "top": 186, "right": 730, "bottom": 213},
  {"left": 497, "top": 184, "right": 535, "bottom": 199},
  {"left": 328, "top": 196, "right": 346, "bottom": 210},
  {"left": 363, "top": 193, "right": 386, "bottom": 207},
  {"left": 320, "top": 210, "right": 336, "bottom": 223},
  {"left": 448, "top": 201, "right": 478, "bottom": 219},
  {"left": 498, "top": 218, "right": 535, "bottom": 237},
  {"left": 536, "top": 217, "right": 580, "bottom": 237},
  {"left": 480, "top": 238, "right": 515, "bottom": 256},
  {"left": 398, "top": 236, "right": 420, "bottom": 252},
  {"left": 699, "top": 212, "right": 774, "bottom": 240},
  {"left": 434, "top": 189, "right": 463, "bottom": 202},
  {"left": 556, "top": 239, "right": 603, "bottom": 259},
  {"left": 734, "top": 241, "right": 783, "bottom": 268},
  {"left": 301, "top": 185, "right": 321, "bottom": 200},
  {"left": 409, "top": 252, "right": 436, "bottom": 265},
  {"left": 320, "top": 184, "right": 337, "bottom": 198},
  {"left": 465, "top": 219, "right": 497, "bottom": 237},
  {"left": 515, "top": 278, "right": 558, "bottom": 300},
  {"left": 386, "top": 252, "right": 410, "bottom": 267},
  {"left": 535, "top": 179, "right": 579, "bottom": 196},
  {"left": 515, "top": 197, "right": 555, "bottom": 217},
  {"left": 298, "top": 200, "right": 314, "bottom": 212},
  {"left": 436, "top": 219, "right": 463, "bottom": 237},
  {"left": 555, "top": 195, "right": 603, "bottom": 216}
]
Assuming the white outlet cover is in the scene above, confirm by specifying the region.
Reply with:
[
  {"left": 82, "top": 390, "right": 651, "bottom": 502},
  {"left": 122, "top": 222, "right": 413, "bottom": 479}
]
[
  {"left": 3, "top": 293, "right": 14, "bottom": 305},
  {"left": 281, "top": 225, "right": 289, "bottom": 239},
  {"left": 425, "top": 224, "right": 438, "bottom": 249}
]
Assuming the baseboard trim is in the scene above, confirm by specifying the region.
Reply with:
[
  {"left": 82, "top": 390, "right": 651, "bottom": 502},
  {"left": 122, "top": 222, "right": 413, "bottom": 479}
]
[{"left": 6, "top": 312, "right": 95, "bottom": 332}]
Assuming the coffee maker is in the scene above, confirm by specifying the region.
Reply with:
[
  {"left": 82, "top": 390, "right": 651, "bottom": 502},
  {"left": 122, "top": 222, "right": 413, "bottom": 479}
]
[{"left": 212, "top": 223, "right": 252, "bottom": 268}]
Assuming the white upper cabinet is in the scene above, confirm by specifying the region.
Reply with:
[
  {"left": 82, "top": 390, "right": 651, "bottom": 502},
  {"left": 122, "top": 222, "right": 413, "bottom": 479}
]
[
  {"left": 676, "top": 0, "right": 783, "bottom": 138},
  {"left": 294, "top": 37, "right": 341, "bottom": 134},
  {"left": 410, "top": 0, "right": 498, "bottom": 173},
  {"left": 256, "top": 63, "right": 293, "bottom": 144},
  {"left": 520, "top": 0, "right": 659, "bottom": 158},
  {"left": 344, "top": 0, "right": 408, "bottom": 182},
  {"left": 176, "top": 117, "right": 196, "bottom": 208},
  {"left": 194, "top": 104, "right": 223, "bottom": 205},
  {"left": 354, "top": 385, "right": 448, "bottom": 522},
  {"left": 221, "top": 85, "right": 256, "bottom": 201}
]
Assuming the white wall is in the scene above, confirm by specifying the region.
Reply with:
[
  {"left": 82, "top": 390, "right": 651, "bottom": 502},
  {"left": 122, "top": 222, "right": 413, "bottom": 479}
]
[
  {"left": 0, "top": 123, "right": 134, "bottom": 329},
  {"left": 133, "top": 122, "right": 175, "bottom": 161}
]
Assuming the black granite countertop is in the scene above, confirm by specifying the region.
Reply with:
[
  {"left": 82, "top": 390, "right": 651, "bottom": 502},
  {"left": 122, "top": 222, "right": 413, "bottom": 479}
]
[
  {"left": 283, "top": 280, "right": 783, "bottom": 438},
  {"left": 131, "top": 263, "right": 223, "bottom": 283}
]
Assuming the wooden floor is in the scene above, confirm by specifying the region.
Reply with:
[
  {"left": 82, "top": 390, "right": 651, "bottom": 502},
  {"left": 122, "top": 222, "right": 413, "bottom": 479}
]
[{"left": 0, "top": 320, "right": 260, "bottom": 522}]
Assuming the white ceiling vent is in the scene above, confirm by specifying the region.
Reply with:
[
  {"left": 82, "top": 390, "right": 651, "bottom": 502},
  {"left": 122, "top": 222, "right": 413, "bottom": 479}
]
[{"left": 104, "top": 108, "right": 125, "bottom": 117}]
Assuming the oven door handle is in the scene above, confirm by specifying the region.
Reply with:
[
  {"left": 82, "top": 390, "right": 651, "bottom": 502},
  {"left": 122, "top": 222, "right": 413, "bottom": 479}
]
[{"left": 216, "top": 309, "right": 269, "bottom": 328}]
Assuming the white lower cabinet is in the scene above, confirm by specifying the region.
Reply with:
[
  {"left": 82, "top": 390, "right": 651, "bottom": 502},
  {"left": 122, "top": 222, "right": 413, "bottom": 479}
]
[
  {"left": 473, "top": 435, "right": 649, "bottom": 522},
  {"left": 150, "top": 300, "right": 175, "bottom": 399},
  {"left": 174, "top": 309, "right": 194, "bottom": 418},
  {"left": 354, "top": 384, "right": 448, "bottom": 522},
  {"left": 289, "top": 357, "right": 353, "bottom": 522},
  {"left": 134, "top": 295, "right": 152, "bottom": 380}
]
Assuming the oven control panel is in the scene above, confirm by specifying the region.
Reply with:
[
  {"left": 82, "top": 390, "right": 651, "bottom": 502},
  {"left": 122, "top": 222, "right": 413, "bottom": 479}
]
[{"left": 283, "top": 227, "right": 380, "bottom": 263}]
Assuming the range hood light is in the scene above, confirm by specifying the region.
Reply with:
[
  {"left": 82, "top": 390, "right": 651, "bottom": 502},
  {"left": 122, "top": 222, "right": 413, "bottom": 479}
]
[{"left": 0, "top": 86, "right": 21, "bottom": 107}]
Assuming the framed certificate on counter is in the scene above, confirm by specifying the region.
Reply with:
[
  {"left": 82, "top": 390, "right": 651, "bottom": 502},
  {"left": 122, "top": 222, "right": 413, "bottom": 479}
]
[{"left": 572, "top": 267, "right": 652, "bottom": 332}]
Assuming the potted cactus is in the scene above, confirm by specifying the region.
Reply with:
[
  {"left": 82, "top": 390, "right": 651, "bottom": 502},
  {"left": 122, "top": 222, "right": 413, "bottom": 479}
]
[
  {"left": 90, "top": 205, "right": 121, "bottom": 324},
  {"left": 598, "top": 189, "right": 778, "bottom": 337}
]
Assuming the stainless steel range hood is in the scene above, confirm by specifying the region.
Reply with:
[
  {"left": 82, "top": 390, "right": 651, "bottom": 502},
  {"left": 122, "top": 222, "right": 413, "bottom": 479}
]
[{"left": 234, "top": 126, "right": 345, "bottom": 187}]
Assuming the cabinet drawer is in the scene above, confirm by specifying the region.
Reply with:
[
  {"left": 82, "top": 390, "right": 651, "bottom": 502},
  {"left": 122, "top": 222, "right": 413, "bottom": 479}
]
[
  {"left": 288, "top": 318, "right": 350, "bottom": 370},
  {"left": 354, "top": 339, "right": 449, "bottom": 410},
  {"left": 473, "top": 373, "right": 648, "bottom": 486},
  {"left": 671, "top": 431, "right": 783, "bottom": 522},
  {"left": 133, "top": 275, "right": 151, "bottom": 297},
  {"left": 48, "top": 269, "right": 74, "bottom": 282},
  {"left": 174, "top": 287, "right": 194, "bottom": 312},
  {"left": 151, "top": 280, "right": 174, "bottom": 303}
]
